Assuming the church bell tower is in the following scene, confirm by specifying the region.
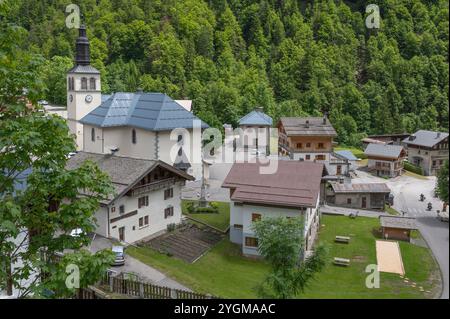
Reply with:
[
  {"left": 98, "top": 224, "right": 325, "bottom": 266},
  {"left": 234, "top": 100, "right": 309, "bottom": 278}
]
[{"left": 67, "top": 24, "right": 101, "bottom": 151}]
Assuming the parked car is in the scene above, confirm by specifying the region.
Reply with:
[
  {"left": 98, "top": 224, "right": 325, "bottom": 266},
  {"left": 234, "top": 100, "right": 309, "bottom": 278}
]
[
  {"left": 70, "top": 228, "right": 86, "bottom": 237},
  {"left": 111, "top": 246, "right": 125, "bottom": 266},
  {"left": 38, "top": 100, "right": 49, "bottom": 106}
]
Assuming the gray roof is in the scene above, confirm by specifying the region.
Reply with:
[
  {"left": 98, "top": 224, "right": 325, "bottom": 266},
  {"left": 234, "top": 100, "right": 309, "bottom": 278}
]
[
  {"left": 238, "top": 109, "right": 273, "bottom": 126},
  {"left": 66, "top": 152, "right": 194, "bottom": 204},
  {"left": 101, "top": 94, "right": 112, "bottom": 103},
  {"left": 364, "top": 143, "right": 405, "bottom": 159},
  {"left": 67, "top": 65, "right": 100, "bottom": 74},
  {"left": 278, "top": 117, "right": 337, "bottom": 137},
  {"left": 331, "top": 182, "right": 391, "bottom": 194},
  {"left": 402, "top": 130, "right": 449, "bottom": 147},
  {"left": 335, "top": 150, "right": 358, "bottom": 161},
  {"left": 380, "top": 216, "right": 417, "bottom": 230},
  {"left": 80, "top": 92, "right": 209, "bottom": 131}
]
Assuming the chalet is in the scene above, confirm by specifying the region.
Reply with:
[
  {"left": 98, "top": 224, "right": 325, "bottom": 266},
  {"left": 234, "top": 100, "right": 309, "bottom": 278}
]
[
  {"left": 66, "top": 152, "right": 194, "bottom": 244},
  {"left": 326, "top": 182, "right": 391, "bottom": 211},
  {"left": 364, "top": 143, "right": 406, "bottom": 178},
  {"left": 222, "top": 161, "right": 327, "bottom": 256},
  {"left": 67, "top": 25, "right": 209, "bottom": 180},
  {"left": 367, "top": 133, "right": 411, "bottom": 146},
  {"left": 402, "top": 130, "right": 449, "bottom": 176},
  {"left": 237, "top": 107, "right": 273, "bottom": 155},
  {"left": 277, "top": 116, "right": 337, "bottom": 162}
]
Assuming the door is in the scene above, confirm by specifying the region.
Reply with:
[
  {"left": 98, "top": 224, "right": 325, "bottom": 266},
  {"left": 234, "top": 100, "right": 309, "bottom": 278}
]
[
  {"left": 362, "top": 197, "right": 367, "bottom": 209},
  {"left": 118, "top": 227, "right": 125, "bottom": 242},
  {"left": 336, "top": 165, "right": 342, "bottom": 176}
]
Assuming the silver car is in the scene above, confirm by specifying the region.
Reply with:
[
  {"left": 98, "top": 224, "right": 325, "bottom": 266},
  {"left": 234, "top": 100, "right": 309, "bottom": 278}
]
[{"left": 111, "top": 246, "right": 125, "bottom": 266}]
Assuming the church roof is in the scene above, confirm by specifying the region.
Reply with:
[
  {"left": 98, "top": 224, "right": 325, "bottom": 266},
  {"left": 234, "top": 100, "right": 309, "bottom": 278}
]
[
  {"left": 80, "top": 92, "right": 209, "bottom": 131},
  {"left": 67, "top": 65, "right": 100, "bottom": 74}
]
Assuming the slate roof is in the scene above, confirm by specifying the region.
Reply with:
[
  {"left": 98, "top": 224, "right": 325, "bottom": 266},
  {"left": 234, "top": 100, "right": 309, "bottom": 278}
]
[
  {"left": 101, "top": 94, "right": 112, "bottom": 103},
  {"left": 67, "top": 65, "right": 100, "bottom": 74},
  {"left": 66, "top": 152, "right": 194, "bottom": 204},
  {"left": 222, "top": 161, "right": 325, "bottom": 208},
  {"left": 80, "top": 92, "right": 209, "bottom": 131},
  {"left": 335, "top": 150, "right": 358, "bottom": 161},
  {"left": 238, "top": 108, "right": 273, "bottom": 126},
  {"left": 380, "top": 216, "right": 417, "bottom": 230},
  {"left": 402, "top": 130, "right": 449, "bottom": 148},
  {"left": 331, "top": 182, "right": 391, "bottom": 194},
  {"left": 278, "top": 117, "right": 337, "bottom": 137},
  {"left": 364, "top": 143, "right": 405, "bottom": 159}
]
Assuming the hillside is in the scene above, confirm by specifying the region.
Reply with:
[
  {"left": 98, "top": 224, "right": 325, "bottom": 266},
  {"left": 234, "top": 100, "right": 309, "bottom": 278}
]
[{"left": 1, "top": 0, "right": 448, "bottom": 145}]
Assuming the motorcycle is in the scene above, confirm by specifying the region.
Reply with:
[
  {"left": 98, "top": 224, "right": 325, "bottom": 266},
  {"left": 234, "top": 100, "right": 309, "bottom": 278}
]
[
  {"left": 419, "top": 194, "right": 425, "bottom": 202},
  {"left": 427, "top": 202, "right": 433, "bottom": 211}
]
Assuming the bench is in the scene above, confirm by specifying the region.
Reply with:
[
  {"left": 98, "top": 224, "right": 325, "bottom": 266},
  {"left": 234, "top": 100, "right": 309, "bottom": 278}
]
[
  {"left": 335, "top": 236, "right": 351, "bottom": 243},
  {"left": 333, "top": 257, "right": 350, "bottom": 266}
]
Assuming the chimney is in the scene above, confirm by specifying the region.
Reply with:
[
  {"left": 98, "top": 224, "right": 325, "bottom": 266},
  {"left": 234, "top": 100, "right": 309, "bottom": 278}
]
[
  {"left": 437, "top": 132, "right": 441, "bottom": 138},
  {"left": 323, "top": 112, "right": 328, "bottom": 125},
  {"left": 255, "top": 107, "right": 264, "bottom": 113},
  {"left": 409, "top": 134, "right": 416, "bottom": 141},
  {"left": 305, "top": 120, "right": 309, "bottom": 128},
  {"left": 137, "top": 88, "right": 143, "bottom": 93}
]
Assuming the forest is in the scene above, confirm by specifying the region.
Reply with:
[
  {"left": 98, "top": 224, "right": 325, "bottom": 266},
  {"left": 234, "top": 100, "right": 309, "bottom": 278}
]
[{"left": 1, "top": 0, "right": 449, "bottom": 146}]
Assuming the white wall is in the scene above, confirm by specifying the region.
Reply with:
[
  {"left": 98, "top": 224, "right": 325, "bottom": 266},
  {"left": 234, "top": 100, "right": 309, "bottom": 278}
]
[{"left": 103, "top": 181, "right": 183, "bottom": 244}]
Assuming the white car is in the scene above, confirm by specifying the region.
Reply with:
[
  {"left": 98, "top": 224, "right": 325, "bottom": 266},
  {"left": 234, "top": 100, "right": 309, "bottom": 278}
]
[
  {"left": 111, "top": 246, "right": 125, "bottom": 266},
  {"left": 38, "top": 100, "right": 49, "bottom": 106}
]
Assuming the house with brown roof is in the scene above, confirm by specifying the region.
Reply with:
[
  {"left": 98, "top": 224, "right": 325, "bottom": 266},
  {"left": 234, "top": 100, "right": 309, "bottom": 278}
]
[
  {"left": 66, "top": 152, "right": 194, "bottom": 244},
  {"left": 222, "top": 161, "right": 327, "bottom": 256},
  {"left": 364, "top": 143, "right": 406, "bottom": 178},
  {"left": 277, "top": 115, "right": 337, "bottom": 162}
]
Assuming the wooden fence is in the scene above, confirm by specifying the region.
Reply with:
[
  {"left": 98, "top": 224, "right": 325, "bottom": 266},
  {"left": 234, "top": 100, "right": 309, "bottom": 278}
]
[{"left": 78, "top": 273, "right": 217, "bottom": 299}]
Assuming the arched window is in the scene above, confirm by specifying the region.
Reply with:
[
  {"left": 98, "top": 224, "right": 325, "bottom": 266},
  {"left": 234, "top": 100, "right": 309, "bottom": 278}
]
[
  {"left": 132, "top": 129, "right": 137, "bottom": 144},
  {"left": 177, "top": 134, "right": 183, "bottom": 142},
  {"left": 178, "top": 148, "right": 183, "bottom": 157},
  {"left": 81, "top": 77, "right": 88, "bottom": 90},
  {"left": 89, "top": 77, "right": 96, "bottom": 90},
  {"left": 91, "top": 128, "right": 95, "bottom": 142}
]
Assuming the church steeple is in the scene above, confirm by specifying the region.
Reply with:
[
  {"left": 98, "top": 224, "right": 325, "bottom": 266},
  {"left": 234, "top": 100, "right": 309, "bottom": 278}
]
[{"left": 75, "top": 25, "right": 91, "bottom": 66}]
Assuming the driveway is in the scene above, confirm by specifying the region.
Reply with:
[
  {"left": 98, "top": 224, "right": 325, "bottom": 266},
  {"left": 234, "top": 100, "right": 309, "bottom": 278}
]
[
  {"left": 352, "top": 170, "right": 449, "bottom": 299},
  {"left": 89, "top": 236, "right": 191, "bottom": 291}
]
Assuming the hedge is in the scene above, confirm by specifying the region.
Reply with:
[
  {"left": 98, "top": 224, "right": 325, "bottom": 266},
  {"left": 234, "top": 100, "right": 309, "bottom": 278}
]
[{"left": 404, "top": 161, "right": 424, "bottom": 175}]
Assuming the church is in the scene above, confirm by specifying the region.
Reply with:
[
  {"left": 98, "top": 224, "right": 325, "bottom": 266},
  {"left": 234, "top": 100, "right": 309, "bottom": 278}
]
[{"left": 66, "top": 25, "right": 209, "bottom": 180}]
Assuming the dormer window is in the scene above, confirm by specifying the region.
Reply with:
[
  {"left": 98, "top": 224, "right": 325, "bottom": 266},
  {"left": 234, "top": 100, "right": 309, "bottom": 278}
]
[
  {"left": 81, "top": 77, "right": 88, "bottom": 90},
  {"left": 132, "top": 129, "right": 137, "bottom": 144},
  {"left": 89, "top": 77, "right": 96, "bottom": 90}
]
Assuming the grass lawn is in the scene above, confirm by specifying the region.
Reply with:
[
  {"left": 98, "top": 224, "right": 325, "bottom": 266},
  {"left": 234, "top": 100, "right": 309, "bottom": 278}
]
[
  {"left": 127, "top": 215, "right": 440, "bottom": 299},
  {"left": 181, "top": 200, "right": 230, "bottom": 232},
  {"left": 385, "top": 206, "right": 401, "bottom": 215},
  {"left": 404, "top": 170, "right": 428, "bottom": 180},
  {"left": 302, "top": 215, "right": 440, "bottom": 298},
  {"left": 127, "top": 240, "right": 269, "bottom": 298}
]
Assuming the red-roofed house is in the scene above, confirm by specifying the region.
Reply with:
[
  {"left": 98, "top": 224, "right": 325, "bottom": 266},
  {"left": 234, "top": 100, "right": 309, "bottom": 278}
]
[{"left": 222, "top": 160, "right": 327, "bottom": 256}]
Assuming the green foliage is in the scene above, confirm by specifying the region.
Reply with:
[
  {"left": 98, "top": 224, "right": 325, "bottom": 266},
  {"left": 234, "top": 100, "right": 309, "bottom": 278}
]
[
  {"left": 2, "top": 0, "right": 447, "bottom": 139},
  {"left": 436, "top": 160, "right": 449, "bottom": 203},
  {"left": 0, "top": 19, "right": 115, "bottom": 298},
  {"left": 252, "top": 216, "right": 327, "bottom": 298},
  {"left": 404, "top": 161, "right": 425, "bottom": 175}
]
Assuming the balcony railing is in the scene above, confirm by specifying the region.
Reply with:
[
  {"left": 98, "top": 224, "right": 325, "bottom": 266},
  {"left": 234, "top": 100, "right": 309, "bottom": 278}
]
[{"left": 130, "top": 177, "right": 177, "bottom": 197}]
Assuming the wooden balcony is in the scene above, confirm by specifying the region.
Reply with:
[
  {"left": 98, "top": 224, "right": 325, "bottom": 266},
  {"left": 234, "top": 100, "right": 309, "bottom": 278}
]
[{"left": 130, "top": 177, "right": 179, "bottom": 197}]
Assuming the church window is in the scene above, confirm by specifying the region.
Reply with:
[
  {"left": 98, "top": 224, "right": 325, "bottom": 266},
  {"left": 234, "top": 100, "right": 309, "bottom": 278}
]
[
  {"left": 89, "top": 77, "right": 96, "bottom": 90},
  {"left": 132, "top": 129, "right": 137, "bottom": 144},
  {"left": 81, "top": 77, "right": 88, "bottom": 90}
]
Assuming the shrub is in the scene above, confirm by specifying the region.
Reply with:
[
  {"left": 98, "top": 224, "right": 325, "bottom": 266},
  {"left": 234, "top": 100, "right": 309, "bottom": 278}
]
[
  {"left": 194, "top": 206, "right": 218, "bottom": 214},
  {"left": 167, "top": 223, "right": 176, "bottom": 232},
  {"left": 185, "top": 201, "right": 195, "bottom": 214},
  {"left": 404, "top": 161, "right": 424, "bottom": 175}
]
